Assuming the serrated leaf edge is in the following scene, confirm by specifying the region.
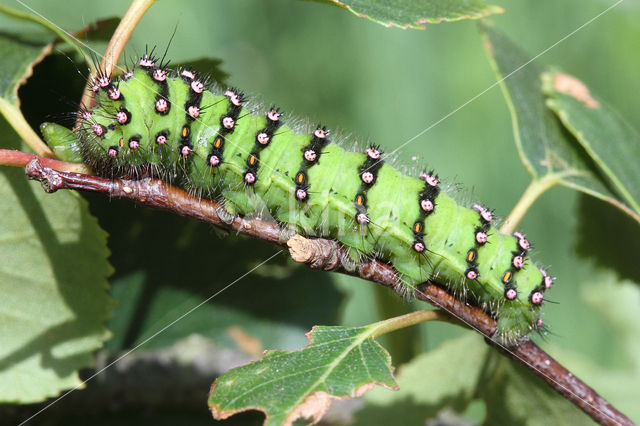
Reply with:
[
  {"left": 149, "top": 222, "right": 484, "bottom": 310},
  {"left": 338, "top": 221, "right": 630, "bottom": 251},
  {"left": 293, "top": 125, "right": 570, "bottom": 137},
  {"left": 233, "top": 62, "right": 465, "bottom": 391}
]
[{"left": 209, "top": 325, "right": 399, "bottom": 426}]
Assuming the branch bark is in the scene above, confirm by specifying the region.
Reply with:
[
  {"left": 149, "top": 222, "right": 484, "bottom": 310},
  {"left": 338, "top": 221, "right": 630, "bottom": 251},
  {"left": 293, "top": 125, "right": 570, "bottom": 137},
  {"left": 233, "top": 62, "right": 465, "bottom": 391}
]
[{"left": 22, "top": 157, "right": 633, "bottom": 426}]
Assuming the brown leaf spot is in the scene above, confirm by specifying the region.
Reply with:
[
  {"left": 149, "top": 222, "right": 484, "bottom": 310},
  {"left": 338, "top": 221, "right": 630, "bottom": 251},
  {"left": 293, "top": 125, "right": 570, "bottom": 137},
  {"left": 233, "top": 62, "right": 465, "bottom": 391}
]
[
  {"left": 352, "top": 382, "right": 375, "bottom": 397},
  {"left": 284, "top": 391, "right": 332, "bottom": 426},
  {"left": 553, "top": 73, "right": 600, "bottom": 109},
  {"left": 282, "top": 382, "right": 391, "bottom": 425}
]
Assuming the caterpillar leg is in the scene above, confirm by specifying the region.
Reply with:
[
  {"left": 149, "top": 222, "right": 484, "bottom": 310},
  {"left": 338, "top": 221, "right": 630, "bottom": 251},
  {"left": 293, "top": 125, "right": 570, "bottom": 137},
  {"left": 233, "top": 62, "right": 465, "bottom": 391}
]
[
  {"left": 340, "top": 247, "right": 365, "bottom": 272},
  {"left": 216, "top": 203, "right": 237, "bottom": 224},
  {"left": 279, "top": 225, "right": 299, "bottom": 244}
]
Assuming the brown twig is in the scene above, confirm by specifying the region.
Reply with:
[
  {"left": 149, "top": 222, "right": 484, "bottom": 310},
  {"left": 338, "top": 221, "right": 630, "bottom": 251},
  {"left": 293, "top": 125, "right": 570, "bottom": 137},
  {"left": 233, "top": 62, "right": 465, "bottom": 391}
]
[
  {"left": 23, "top": 157, "right": 633, "bottom": 426},
  {"left": 0, "top": 149, "right": 89, "bottom": 172}
]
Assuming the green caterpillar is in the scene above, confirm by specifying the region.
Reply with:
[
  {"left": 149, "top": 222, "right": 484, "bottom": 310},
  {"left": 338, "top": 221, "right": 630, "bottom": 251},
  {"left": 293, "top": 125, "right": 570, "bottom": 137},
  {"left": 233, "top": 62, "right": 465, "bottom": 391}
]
[{"left": 70, "top": 54, "right": 553, "bottom": 345}]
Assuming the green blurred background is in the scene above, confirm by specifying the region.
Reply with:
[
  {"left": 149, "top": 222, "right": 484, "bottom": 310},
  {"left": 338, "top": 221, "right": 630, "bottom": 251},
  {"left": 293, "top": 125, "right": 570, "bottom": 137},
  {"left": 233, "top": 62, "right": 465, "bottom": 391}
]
[{"left": 2, "top": 0, "right": 639, "bottom": 424}]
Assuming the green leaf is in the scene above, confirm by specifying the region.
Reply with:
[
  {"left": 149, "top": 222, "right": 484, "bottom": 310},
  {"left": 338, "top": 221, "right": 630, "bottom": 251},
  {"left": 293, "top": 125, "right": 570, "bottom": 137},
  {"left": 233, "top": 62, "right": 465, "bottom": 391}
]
[
  {"left": 0, "top": 119, "right": 112, "bottom": 403},
  {"left": 574, "top": 195, "right": 640, "bottom": 284},
  {"left": 542, "top": 71, "right": 640, "bottom": 218},
  {"left": 0, "top": 3, "right": 91, "bottom": 65},
  {"left": 208, "top": 324, "right": 398, "bottom": 426},
  {"left": 480, "top": 23, "right": 640, "bottom": 224},
  {"left": 305, "top": 0, "right": 503, "bottom": 29},
  {"left": 0, "top": 11, "right": 110, "bottom": 158},
  {"left": 0, "top": 34, "right": 51, "bottom": 106},
  {"left": 0, "top": 31, "right": 53, "bottom": 155}
]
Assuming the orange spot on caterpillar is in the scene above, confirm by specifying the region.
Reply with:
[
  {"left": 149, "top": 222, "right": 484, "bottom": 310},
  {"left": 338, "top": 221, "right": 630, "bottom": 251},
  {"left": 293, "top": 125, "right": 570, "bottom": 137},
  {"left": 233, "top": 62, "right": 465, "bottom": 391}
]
[
  {"left": 119, "top": 138, "right": 124, "bottom": 147},
  {"left": 214, "top": 137, "right": 222, "bottom": 148},
  {"left": 467, "top": 250, "right": 476, "bottom": 263},
  {"left": 503, "top": 271, "right": 512, "bottom": 283}
]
